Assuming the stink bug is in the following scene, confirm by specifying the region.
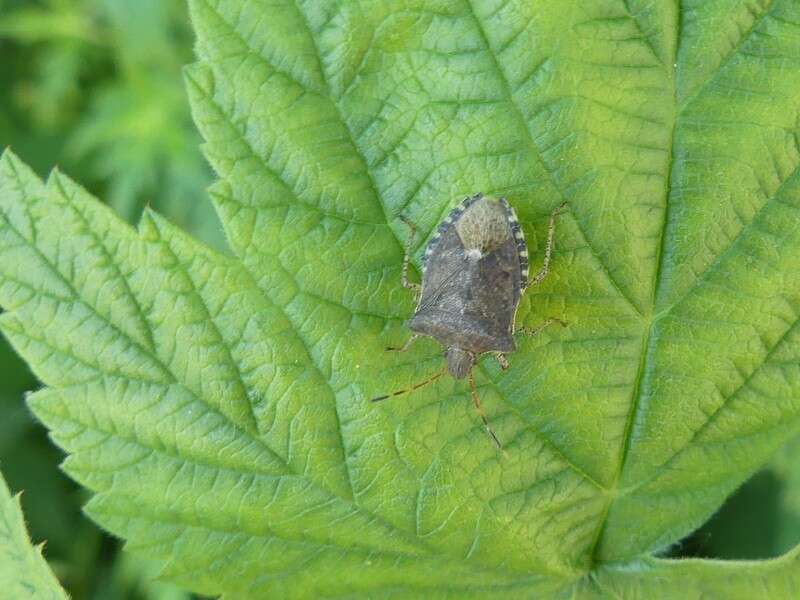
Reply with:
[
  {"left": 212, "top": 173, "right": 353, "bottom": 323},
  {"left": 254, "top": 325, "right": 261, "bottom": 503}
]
[{"left": 372, "top": 193, "right": 567, "bottom": 450}]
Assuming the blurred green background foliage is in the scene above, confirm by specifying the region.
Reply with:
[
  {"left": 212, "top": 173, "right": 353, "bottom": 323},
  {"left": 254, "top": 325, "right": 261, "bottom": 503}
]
[
  {"left": 0, "top": 0, "right": 222, "bottom": 246},
  {"left": 0, "top": 1, "right": 797, "bottom": 598}
]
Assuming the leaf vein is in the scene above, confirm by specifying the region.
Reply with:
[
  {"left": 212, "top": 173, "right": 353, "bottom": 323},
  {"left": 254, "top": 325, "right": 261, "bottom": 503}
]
[
  {"left": 625, "top": 309, "right": 800, "bottom": 495},
  {"left": 678, "top": 0, "right": 776, "bottom": 110},
  {"left": 462, "top": 0, "right": 642, "bottom": 316}
]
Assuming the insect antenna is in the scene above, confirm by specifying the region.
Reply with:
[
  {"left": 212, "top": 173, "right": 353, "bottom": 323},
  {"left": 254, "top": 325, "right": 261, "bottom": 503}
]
[
  {"left": 371, "top": 366, "right": 447, "bottom": 402},
  {"left": 468, "top": 371, "right": 507, "bottom": 455}
]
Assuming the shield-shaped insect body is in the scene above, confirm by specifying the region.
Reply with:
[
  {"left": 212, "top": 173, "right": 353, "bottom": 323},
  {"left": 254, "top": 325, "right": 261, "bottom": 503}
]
[
  {"left": 410, "top": 194, "right": 528, "bottom": 373},
  {"left": 373, "top": 193, "right": 567, "bottom": 450}
]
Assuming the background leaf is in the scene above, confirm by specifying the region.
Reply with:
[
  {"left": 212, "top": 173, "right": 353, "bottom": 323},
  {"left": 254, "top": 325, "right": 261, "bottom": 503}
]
[
  {"left": 0, "top": 468, "right": 68, "bottom": 600},
  {"left": 2, "top": 0, "right": 800, "bottom": 597},
  {"left": 0, "top": 0, "right": 223, "bottom": 250}
]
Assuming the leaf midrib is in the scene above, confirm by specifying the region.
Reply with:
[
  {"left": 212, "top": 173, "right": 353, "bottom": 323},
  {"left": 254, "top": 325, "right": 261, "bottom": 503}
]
[
  {"left": 584, "top": 1, "right": 680, "bottom": 563},
  {"left": 590, "top": 1, "right": 798, "bottom": 561},
  {"left": 455, "top": 0, "right": 672, "bottom": 565}
]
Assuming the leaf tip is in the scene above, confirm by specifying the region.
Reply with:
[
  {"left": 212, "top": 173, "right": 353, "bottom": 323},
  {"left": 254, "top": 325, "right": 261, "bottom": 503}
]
[
  {"left": 45, "top": 166, "right": 68, "bottom": 192},
  {"left": 45, "top": 168, "right": 81, "bottom": 210},
  {"left": 24, "top": 387, "right": 45, "bottom": 410},
  {"left": 137, "top": 206, "right": 169, "bottom": 243},
  {"left": 0, "top": 147, "right": 23, "bottom": 176},
  {"left": 24, "top": 388, "right": 65, "bottom": 430}
]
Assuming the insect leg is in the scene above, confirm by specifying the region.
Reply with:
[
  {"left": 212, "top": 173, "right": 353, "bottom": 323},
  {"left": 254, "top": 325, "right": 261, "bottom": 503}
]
[
  {"left": 398, "top": 215, "right": 421, "bottom": 298},
  {"left": 530, "top": 201, "right": 567, "bottom": 287},
  {"left": 516, "top": 317, "right": 568, "bottom": 337},
  {"left": 469, "top": 371, "right": 507, "bottom": 455},
  {"left": 371, "top": 366, "right": 446, "bottom": 402},
  {"left": 494, "top": 353, "right": 510, "bottom": 371},
  {"left": 386, "top": 333, "right": 420, "bottom": 353}
]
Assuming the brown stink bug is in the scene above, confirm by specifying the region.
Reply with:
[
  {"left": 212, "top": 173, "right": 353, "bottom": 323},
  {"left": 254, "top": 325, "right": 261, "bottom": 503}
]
[{"left": 372, "top": 193, "right": 568, "bottom": 450}]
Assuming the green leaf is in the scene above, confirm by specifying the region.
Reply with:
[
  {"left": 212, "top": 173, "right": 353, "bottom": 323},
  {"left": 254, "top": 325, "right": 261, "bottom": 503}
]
[
  {"left": 2, "top": 0, "right": 800, "bottom": 597},
  {"left": 0, "top": 468, "right": 68, "bottom": 599}
]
